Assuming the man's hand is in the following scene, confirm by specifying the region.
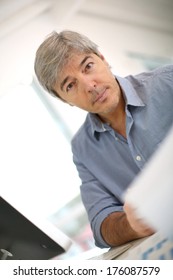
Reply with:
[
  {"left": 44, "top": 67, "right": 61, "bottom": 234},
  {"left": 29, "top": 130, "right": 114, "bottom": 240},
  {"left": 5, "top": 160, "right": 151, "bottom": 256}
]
[{"left": 123, "top": 202, "right": 155, "bottom": 238}]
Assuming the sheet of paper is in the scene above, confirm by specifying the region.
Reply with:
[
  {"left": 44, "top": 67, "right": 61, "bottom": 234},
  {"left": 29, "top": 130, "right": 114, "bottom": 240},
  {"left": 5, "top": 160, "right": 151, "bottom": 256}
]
[
  {"left": 123, "top": 232, "right": 173, "bottom": 260},
  {"left": 89, "top": 243, "right": 132, "bottom": 260},
  {"left": 124, "top": 125, "right": 173, "bottom": 241}
]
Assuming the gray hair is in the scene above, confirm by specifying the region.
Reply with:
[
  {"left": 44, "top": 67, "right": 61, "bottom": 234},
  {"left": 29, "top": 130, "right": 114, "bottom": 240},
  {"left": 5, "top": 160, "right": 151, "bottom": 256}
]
[{"left": 34, "top": 30, "right": 99, "bottom": 99}]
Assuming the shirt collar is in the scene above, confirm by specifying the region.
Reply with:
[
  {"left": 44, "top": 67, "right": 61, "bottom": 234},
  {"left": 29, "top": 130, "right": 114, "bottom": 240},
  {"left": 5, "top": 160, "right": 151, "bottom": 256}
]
[
  {"left": 116, "top": 75, "right": 145, "bottom": 107},
  {"left": 88, "top": 113, "right": 106, "bottom": 136},
  {"left": 88, "top": 75, "right": 145, "bottom": 136}
]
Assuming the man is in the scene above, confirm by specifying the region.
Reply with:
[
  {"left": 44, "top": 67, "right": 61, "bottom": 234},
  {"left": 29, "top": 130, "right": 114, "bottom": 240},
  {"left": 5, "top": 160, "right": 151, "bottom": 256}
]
[{"left": 34, "top": 30, "right": 173, "bottom": 248}]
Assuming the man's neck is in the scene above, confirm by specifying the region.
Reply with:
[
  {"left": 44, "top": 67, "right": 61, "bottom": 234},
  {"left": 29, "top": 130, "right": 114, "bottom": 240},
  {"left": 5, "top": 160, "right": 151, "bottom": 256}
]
[
  {"left": 110, "top": 114, "right": 126, "bottom": 138},
  {"left": 98, "top": 95, "right": 126, "bottom": 138}
]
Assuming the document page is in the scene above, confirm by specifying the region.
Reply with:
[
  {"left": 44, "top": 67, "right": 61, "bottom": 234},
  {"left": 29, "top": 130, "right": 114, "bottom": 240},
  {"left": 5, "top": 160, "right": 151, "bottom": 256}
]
[{"left": 124, "top": 126, "right": 173, "bottom": 241}]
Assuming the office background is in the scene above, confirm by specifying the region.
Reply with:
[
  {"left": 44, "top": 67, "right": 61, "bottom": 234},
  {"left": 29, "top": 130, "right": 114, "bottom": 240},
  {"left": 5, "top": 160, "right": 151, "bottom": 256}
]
[{"left": 0, "top": 0, "right": 173, "bottom": 259}]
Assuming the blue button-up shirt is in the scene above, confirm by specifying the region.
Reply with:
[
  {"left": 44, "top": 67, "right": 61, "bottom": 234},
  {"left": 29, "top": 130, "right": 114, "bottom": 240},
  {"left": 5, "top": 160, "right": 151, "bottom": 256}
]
[{"left": 71, "top": 65, "right": 173, "bottom": 248}]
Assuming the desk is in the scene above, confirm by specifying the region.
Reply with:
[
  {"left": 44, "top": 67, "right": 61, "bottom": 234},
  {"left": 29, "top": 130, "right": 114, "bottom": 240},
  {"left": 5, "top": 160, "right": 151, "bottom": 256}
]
[{"left": 89, "top": 232, "right": 173, "bottom": 260}]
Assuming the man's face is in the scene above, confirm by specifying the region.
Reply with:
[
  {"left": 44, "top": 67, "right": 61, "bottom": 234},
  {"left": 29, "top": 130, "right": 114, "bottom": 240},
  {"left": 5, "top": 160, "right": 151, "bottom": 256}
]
[{"left": 55, "top": 53, "right": 122, "bottom": 117}]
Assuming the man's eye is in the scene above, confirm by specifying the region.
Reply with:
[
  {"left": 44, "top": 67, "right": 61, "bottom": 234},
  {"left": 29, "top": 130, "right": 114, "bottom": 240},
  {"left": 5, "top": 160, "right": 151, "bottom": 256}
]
[
  {"left": 85, "top": 62, "right": 93, "bottom": 71},
  {"left": 66, "top": 82, "right": 74, "bottom": 92}
]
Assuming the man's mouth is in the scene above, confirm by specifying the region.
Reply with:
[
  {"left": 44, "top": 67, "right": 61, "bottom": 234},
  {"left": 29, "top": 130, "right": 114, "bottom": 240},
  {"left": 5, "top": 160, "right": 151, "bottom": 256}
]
[{"left": 93, "top": 88, "right": 108, "bottom": 104}]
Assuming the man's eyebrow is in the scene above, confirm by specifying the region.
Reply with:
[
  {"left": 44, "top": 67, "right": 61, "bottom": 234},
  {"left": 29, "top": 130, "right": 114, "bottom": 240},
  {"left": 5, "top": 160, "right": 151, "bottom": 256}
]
[
  {"left": 79, "top": 55, "right": 92, "bottom": 67},
  {"left": 60, "top": 76, "right": 69, "bottom": 92}
]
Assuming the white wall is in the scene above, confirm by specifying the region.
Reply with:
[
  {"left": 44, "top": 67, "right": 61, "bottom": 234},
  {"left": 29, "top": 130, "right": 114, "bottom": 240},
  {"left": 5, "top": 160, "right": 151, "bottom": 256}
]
[{"left": 0, "top": 0, "right": 173, "bottom": 95}]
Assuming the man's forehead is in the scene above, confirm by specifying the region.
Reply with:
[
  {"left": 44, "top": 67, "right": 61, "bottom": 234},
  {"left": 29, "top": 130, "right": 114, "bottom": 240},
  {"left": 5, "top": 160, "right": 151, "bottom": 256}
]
[
  {"left": 65, "top": 52, "right": 91, "bottom": 67},
  {"left": 59, "top": 53, "right": 93, "bottom": 78}
]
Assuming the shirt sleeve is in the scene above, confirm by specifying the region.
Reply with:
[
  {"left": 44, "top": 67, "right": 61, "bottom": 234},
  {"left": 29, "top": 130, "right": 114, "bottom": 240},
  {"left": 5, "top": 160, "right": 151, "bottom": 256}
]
[{"left": 72, "top": 148, "right": 123, "bottom": 248}]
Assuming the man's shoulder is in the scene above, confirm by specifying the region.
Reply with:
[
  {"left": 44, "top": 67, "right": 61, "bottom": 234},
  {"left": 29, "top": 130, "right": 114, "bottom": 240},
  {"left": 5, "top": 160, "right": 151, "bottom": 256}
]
[
  {"left": 129, "top": 64, "right": 173, "bottom": 82},
  {"left": 124, "top": 64, "right": 173, "bottom": 101}
]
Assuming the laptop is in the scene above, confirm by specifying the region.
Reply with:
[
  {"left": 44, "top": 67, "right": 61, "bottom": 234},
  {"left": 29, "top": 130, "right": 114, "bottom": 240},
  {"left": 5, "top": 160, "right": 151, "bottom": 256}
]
[{"left": 0, "top": 196, "right": 72, "bottom": 260}]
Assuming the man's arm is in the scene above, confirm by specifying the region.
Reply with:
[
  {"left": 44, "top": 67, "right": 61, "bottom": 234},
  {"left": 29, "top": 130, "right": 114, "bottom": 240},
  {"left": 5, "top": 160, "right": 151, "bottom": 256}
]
[{"left": 101, "top": 203, "right": 155, "bottom": 247}]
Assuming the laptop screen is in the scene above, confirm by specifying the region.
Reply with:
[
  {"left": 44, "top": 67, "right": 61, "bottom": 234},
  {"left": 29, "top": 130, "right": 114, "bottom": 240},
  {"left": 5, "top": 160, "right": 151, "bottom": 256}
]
[{"left": 0, "top": 196, "right": 72, "bottom": 260}]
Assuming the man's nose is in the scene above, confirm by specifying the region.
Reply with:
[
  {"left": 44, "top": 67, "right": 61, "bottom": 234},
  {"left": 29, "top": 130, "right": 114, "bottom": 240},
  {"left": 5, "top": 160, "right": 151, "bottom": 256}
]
[{"left": 80, "top": 75, "right": 97, "bottom": 93}]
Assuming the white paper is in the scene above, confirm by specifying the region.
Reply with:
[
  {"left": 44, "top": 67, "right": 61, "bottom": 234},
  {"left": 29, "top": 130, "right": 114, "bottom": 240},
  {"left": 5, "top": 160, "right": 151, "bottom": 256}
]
[{"left": 124, "top": 125, "right": 173, "bottom": 241}]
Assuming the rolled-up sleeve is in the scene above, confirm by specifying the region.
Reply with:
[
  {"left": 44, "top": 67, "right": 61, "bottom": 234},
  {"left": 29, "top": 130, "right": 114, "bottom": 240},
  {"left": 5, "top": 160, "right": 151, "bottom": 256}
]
[{"left": 72, "top": 148, "right": 123, "bottom": 248}]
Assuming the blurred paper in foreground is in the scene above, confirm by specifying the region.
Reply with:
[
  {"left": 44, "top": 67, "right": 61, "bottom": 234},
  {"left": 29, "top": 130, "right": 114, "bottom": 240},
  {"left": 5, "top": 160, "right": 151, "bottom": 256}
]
[{"left": 124, "top": 125, "right": 173, "bottom": 241}]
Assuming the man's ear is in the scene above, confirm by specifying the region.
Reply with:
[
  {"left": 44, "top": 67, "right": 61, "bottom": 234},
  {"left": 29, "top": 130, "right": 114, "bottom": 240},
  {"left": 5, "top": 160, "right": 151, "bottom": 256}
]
[
  {"left": 99, "top": 53, "right": 105, "bottom": 61},
  {"left": 99, "top": 53, "right": 109, "bottom": 66}
]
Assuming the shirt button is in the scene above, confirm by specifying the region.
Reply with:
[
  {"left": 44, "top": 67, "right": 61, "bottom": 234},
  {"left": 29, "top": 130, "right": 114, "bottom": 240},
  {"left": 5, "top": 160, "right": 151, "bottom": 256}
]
[{"left": 136, "top": 155, "right": 141, "bottom": 161}]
